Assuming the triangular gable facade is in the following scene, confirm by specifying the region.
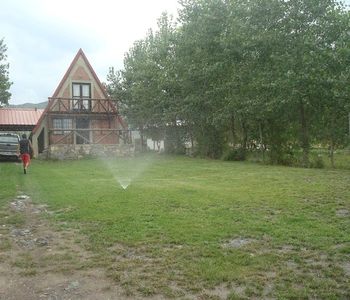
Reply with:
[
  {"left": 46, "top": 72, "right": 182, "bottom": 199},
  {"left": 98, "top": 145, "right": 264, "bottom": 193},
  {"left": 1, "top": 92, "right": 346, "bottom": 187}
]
[
  {"left": 31, "top": 49, "right": 132, "bottom": 158},
  {"left": 51, "top": 48, "right": 109, "bottom": 100}
]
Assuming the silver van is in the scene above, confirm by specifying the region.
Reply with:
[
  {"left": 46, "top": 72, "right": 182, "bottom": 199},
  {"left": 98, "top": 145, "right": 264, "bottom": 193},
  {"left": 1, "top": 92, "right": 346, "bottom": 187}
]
[{"left": 0, "top": 133, "right": 20, "bottom": 159}]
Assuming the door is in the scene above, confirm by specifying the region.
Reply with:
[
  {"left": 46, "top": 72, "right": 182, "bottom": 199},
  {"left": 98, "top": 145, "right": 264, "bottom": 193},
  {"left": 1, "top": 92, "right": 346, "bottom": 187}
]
[{"left": 76, "top": 117, "right": 90, "bottom": 144}]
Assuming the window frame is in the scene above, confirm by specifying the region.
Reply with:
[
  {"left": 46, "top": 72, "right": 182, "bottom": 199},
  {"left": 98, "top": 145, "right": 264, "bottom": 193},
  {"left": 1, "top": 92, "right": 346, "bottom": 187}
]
[
  {"left": 53, "top": 118, "right": 72, "bottom": 135},
  {"left": 72, "top": 83, "right": 91, "bottom": 110}
]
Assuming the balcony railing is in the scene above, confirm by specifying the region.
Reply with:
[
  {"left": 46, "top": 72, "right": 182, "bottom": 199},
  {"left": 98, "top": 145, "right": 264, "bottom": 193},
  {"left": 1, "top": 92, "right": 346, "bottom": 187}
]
[
  {"left": 48, "top": 128, "right": 132, "bottom": 145},
  {"left": 47, "top": 97, "right": 119, "bottom": 114}
]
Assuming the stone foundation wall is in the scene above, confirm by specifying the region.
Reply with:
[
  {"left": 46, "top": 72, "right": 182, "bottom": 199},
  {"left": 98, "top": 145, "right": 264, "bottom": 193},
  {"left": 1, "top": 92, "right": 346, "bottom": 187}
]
[{"left": 42, "top": 144, "right": 135, "bottom": 160}]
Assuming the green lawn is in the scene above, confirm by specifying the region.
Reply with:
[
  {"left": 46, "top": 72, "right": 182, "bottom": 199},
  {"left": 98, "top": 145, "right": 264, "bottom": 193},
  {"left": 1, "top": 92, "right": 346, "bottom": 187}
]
[{"left": 1, "top": 154, "right": 349, "bottom": 299}]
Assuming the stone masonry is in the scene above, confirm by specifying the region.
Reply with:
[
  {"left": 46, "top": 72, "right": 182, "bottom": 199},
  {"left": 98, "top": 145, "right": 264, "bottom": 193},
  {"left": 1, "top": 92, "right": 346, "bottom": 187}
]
[{"left": 41, "top": 144, "right": 135, "bottom": 160}]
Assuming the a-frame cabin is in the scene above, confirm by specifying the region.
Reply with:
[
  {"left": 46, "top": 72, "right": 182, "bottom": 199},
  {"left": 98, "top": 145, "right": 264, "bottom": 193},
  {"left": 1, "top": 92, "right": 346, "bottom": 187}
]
[{"left": 32, "top": 49, "right": 133, "bottom": 159}]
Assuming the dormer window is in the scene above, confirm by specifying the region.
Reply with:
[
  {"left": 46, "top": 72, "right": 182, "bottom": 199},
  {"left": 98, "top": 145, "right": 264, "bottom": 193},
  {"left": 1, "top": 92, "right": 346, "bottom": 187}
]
[{"left": 72, "top": 83, "right": 91, "bottom": 110}]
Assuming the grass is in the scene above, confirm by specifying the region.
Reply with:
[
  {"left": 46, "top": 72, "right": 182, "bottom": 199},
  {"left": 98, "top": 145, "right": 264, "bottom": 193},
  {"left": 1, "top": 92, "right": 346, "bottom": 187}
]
[{"left": 0, "top": 153, "right": 349, "bottom": 299}]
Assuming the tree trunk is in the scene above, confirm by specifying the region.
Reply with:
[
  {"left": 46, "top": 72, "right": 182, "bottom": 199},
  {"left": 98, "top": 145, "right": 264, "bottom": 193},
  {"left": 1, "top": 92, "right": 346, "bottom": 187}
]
[
  {"left": 189, "top": 127, "right": 194, "bottom": 156},
  {"left": 231, "top": 113, "right": 237, "bottom": 148},
  {"left": 139, "top": 125, "right": 146, "bottom": 151},
  {"left": 259, "top": 123, "right": 265, "bottom": 162},
  {"left": 299, "top": 101, "right": 309, "bottom": 167},
  {"left": 241, "top": 116, "right": 248, "bottom": 152},
  {"left": 329, "top": 135, "right": 335, "bottom": 169}
]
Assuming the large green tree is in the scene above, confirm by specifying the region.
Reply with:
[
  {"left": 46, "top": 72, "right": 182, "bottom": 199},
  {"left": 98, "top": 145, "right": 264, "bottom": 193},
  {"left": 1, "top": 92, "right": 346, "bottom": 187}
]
[
  {"left": 272, "top": 0, "right": 350, "bottom": 166},
  {"left": 106, "top": 0, "right": 350, "bottom": 164},
  {"left": 105, "top": 13, "right": 179, "bottom": 150},
  {"left": 175, "top": 0, "right": 237, "bottom": 158},
  {"left": 310, "top": 3, "right": 350, "bottom": 167},
  {"left": 0, "top": 38, "right": 12, "bottom": 106}
]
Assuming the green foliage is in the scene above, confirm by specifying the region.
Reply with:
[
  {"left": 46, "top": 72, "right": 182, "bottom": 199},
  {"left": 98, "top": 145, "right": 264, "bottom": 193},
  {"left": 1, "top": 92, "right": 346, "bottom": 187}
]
[
  {"left": 0, "top": 238, "right": 11, "bottom": 251},
  {"left": 310, "top": 154, "right": 325, "bottom": 169},
  {"left": 105, "top": 13, "right": 179, "bottom": 136},
  {"left": 164, "top": 124, "right": 187, "bottom": 155},
  {"left": 269, "top": 148, "right": 298, "bottom": 167},
  {"left": 222, "top": 148, "right": 246, "bottom": 162},
  {"left": 194, "top": 124, "right": 225, "bottom": 159},
  {"left": 105, "top": 0, "right": 350, "bottom": 166},
  {"left": 0, "top": 38, "right": 12, "bottom": 106}
]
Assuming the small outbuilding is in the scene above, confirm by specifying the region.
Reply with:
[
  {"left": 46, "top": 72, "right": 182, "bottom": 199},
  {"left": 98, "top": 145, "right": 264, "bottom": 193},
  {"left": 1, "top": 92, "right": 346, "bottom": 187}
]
[{"left": 0, "top": 108, "right": 44, "bottom": 132}]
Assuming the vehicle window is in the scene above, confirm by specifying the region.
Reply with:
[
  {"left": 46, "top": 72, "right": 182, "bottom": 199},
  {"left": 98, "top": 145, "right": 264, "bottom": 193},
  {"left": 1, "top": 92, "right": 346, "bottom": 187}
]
[{"left": 0, "top": 136, "right": 19, "bottom": 143}]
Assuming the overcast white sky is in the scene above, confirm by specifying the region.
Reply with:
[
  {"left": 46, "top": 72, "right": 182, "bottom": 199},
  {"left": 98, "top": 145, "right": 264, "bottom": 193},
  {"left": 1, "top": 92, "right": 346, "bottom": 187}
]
[
  {"left": 1, "top": 0, "right": 349, "bottom": 106},
  {"left": 1, "top": 0, "right": 182, "bottom": 105}
]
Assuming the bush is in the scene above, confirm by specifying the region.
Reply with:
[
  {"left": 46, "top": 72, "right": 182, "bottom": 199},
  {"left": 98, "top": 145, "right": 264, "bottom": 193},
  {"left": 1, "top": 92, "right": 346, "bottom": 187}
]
[
  {"left": 195, "top": 125, "right": 224, "bottom": 159},
  {"left": 268, "top": 147, "right": 298, "bottom": 166},
  {"left": 222, "top": 148, "right": 246, "bottom": 161},
  {"left": 310, "top": 154, "right": 325, "bottom": 169},
  {"left": 164, "top": 126, "right": 187, "bottom": 155}
]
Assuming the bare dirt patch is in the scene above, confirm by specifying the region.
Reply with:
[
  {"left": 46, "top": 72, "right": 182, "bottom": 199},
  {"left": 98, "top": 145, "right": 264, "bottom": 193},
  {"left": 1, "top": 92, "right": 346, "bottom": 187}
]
[
  {"left": 1, "top": 191, "right": 237, "bottom": 300},
  {"left": 0, "top": 192, "right": 172, "bottom": 300},
  {"left": 2, "top": 190, "right": 348, "bottom": 299}
]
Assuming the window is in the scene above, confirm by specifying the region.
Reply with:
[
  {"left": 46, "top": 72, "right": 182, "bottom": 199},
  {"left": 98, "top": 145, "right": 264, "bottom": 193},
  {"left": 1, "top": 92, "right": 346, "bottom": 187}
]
[
  {"left": 0, "top": 135, "right": 19, "bottom": 143},
  {"left": 72, "top": 83, "right": 91, "bottom": 110},
  {"left": 53, "top": 118, "right": 72, "bottom": 135}
]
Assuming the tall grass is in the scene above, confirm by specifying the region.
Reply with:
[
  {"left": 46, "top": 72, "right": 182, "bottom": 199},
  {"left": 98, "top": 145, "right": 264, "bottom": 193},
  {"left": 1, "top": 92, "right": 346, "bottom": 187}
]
[{"left": 1, "top": 154, "right": 349, "bottom": 299}]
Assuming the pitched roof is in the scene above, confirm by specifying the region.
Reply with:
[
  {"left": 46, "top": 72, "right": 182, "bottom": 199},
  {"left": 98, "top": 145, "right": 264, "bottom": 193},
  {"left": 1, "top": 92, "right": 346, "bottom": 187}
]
[
  {"left": 33, "top": 48, "right": 111, "bottom": 134},
  {"left": 0, "top": 108, "right": 44, "bottom": 131},
  {"left": 52, "top": 48, "right": 109, "bottom": 99}
]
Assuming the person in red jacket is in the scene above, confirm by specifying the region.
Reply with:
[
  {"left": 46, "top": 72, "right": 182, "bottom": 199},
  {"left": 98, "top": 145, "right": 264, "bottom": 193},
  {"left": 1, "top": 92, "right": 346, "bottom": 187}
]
[{"left": 17, "top": 134, "right": 35, "bottom": 174}]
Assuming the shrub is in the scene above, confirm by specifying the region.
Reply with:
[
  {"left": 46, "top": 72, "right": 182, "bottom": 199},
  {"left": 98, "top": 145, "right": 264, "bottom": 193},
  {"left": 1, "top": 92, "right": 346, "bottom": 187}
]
[
  {"left": 310, "top": 154, "right": 325, "bottom": 169},
  {"left": 222, "top": 148, "right": 246, "bottom": 161},
  {"left": 164, "top": 126, "right": 187, "bottom": 155}
]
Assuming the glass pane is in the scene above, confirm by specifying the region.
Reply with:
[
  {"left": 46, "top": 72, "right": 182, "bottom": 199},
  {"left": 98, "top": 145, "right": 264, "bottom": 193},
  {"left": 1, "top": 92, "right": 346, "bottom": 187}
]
[
  {"left": 82, "top": 85, "right": 90, "bottom": 97},
  {"left": 73, "top": 84, "right": 80, "bottom": 97}
]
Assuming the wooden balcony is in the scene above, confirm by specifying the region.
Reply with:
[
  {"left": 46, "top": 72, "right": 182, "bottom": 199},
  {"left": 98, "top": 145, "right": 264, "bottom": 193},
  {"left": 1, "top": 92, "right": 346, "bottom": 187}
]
[
  {"left": 47, "top": 97, "right": 119, "bottom": 115},
  {"left": 48, "top": 128, "right": 132, "bottom": 145},
  {"left": 46, "top": 97, "right": 131, "bottom": 146}
]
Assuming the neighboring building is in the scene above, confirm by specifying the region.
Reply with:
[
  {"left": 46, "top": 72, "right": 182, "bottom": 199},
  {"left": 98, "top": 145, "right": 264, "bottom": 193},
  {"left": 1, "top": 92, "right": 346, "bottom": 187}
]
[
  {"left": 0, "top": 108, "right": 44, "bottom": 133},
  {"left": 147, "top": 139, "right": 165, "bottom": 151},
  {"left": 31, "top": 48, "right": 133, "bottom": 159}
]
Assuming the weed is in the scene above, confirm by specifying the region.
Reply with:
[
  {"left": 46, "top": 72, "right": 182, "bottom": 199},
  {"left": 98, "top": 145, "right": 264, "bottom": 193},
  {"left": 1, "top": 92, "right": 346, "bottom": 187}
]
[
  {"left": 227, "top": 292, "right": 247, "bottom": 300},
  {"left": 3, "top": 214, "right": 26, "bottom": 226},
  {"left": 20, "top": 269, "right": 38, "bottom": 276},
  {"left": 11, "top": 258, "right": 38, "bottom": 269},
  {"left": 0, "top": 238, "right": 12, "bottom": 251}
]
